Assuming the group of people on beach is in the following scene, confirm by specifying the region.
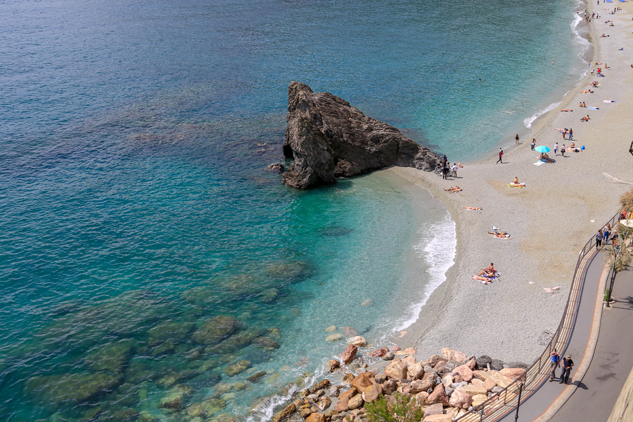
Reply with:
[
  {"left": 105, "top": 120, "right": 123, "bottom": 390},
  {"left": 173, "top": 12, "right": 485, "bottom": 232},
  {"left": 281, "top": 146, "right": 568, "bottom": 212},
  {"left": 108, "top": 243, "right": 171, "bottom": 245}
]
[
  {"left": 437, "top": 154, "right": 462, "bottom": 180},
  {"left": 473, "top": 263, "right": 498, "bottom": 284}
]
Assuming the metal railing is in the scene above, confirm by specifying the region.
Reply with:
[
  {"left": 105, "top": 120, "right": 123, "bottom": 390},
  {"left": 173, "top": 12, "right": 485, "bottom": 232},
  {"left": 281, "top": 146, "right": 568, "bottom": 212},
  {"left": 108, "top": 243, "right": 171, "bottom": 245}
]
[{"left": 454, "top": 211, "right": 622, "bottom": 422}]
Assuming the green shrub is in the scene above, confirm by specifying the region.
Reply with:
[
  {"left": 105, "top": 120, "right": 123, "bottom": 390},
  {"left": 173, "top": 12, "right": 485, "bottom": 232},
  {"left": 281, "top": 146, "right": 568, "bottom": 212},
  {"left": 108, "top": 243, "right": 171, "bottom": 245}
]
[
  {"left": 605, "top": 288, "right": 611, "bottom": 302},
  {"left": 364, "top": 393, "right": 424, "bottom": 422}
]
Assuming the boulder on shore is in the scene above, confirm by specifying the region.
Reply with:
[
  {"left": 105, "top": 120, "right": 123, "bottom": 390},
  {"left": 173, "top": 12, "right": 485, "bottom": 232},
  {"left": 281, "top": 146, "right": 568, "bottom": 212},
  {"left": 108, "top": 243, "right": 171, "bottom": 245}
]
[{"left": 282, "top": 82, "right": 440, "bottom": 189}]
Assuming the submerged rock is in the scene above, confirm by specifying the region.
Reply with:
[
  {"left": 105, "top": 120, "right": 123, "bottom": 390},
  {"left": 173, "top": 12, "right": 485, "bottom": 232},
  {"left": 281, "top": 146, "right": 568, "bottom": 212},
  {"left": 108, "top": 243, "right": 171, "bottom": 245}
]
[
  {"left": 84, "top": 340, "right": 135, "bottom": 373},
  {"left": 208, "top": 329, "right": 262, "bottom": 354},
  {"left": 147, "top": 321, "right": 194, "bottom": 346},
  {"left": 26, "top": 373, "right": 122, "bottom": 405},
  {"left": 225, "top": 360, "right": 251, "bottom": 377},
  {"left": 192, "top": 316, "right": 241, "bottom": 345},
  {"left": 253, "top": 336, "right": 280, "bottom": 350},
  {"left": 282, "top": 82, "right": 440, "bottom": 189}
]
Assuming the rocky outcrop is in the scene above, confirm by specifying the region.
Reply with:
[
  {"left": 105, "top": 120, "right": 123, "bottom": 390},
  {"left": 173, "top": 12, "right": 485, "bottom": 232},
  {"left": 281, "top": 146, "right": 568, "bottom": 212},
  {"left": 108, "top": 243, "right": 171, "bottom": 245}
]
[{"left": 282, "top": 82, "right": 440, "bottom": 189}]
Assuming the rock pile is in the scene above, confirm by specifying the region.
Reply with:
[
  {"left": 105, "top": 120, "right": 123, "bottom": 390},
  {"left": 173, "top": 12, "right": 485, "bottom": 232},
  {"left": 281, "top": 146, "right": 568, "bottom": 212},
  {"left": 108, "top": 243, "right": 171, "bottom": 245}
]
[{"left": 273, "top": 343, "right": 527, "bottom": 422}]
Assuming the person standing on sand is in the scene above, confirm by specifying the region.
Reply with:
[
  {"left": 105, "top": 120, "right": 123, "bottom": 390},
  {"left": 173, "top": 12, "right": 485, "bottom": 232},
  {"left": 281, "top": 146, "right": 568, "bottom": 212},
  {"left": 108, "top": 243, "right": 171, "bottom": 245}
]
[
  {"left": 531, "top": 139, "right": 536, "bottom": 151},
  {"left": 496, "top": 148, "right": 504, "bottom": 164},
  {"left": 561, "top": 144, "right": 566, "bottom": 156},
  {"left": 550, "top": 351, "right": 561, "bottom": 382},
  {"left": 569, "top": 128, "right": 573, "bottom": 140},
  {"left": 554, "top": 142, "right": 559, "bottom": 155},
  {"left": 452, "top": 163, "right": 458, "bottom": 178},
  {"left": 561, "top": 355, "right": 574, "bottom": 384},
  {"left": 515, "top": 134, "right": 520, "bottom": 144}
]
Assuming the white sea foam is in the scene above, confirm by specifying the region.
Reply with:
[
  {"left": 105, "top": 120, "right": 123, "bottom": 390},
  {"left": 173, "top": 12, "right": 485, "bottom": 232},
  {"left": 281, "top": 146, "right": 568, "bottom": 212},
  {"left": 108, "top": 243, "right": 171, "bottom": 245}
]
[
  {"left": 571, "top": 8, "right": 592, "bottom": 79},
  {"left": 571, "top": 12, "right": 591, "bottom": 50},
  {"left": 393, "top": 211, "right": 456, "bottom": 331},
  {"left": 523, "top": 101, "right": 560, "bottom": 129},
  {"left": 247, "top": 382, "right": 301, "bottom": 422}
]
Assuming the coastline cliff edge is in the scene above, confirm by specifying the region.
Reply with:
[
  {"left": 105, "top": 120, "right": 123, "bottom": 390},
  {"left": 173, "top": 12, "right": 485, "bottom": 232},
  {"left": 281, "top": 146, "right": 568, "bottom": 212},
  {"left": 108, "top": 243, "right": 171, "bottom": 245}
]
[{"left": 281, "top": 81, "right": 440, "bottom": 189}]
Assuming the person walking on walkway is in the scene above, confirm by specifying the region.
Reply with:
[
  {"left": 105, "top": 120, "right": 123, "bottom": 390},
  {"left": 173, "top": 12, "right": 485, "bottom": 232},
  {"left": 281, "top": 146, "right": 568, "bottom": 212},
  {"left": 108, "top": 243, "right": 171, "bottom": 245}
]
[
  {"left": 596, "top": 229, "right": 603, "bottom": 248},
  {"left": 550, "top": 351, "right": 561, "bottom": 382},
  {"left": 561, "top": 354, "right": 574, "bottom": 384},
  {"left": 496, "top": 148, "right": 504, "bottom": 164}
]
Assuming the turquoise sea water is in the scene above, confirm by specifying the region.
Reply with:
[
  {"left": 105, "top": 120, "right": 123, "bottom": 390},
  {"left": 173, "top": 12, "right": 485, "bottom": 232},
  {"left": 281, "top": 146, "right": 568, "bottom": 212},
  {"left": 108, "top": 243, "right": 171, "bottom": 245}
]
[{"left": 0, "top": 0, "right": 588, "bottom": 421}]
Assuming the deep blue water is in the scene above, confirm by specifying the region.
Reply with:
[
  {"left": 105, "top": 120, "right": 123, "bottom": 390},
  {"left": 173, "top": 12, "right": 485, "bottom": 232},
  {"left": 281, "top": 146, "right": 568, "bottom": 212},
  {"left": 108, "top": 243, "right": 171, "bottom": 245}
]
[{"left": 0, "top": 0, "right": 587, "bottom": 421}]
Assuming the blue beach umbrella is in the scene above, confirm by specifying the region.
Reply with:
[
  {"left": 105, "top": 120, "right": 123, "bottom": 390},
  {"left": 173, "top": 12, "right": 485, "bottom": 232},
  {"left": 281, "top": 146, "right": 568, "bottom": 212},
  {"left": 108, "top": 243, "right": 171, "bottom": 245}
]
[{"left": 535, "top": 145, "right": 550, "bottom": 153}]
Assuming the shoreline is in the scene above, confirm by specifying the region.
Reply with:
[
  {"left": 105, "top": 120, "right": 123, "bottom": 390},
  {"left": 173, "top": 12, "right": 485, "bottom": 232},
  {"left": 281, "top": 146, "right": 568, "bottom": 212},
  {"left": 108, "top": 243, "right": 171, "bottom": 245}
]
[{"left": 383, "top": 0, "right": 633, "bottom": 364}]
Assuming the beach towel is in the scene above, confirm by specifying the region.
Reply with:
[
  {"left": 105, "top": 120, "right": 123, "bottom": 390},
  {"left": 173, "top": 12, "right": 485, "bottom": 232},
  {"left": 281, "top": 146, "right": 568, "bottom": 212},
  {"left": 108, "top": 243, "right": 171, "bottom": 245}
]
[
  {"left": 508, "top": 183, "right": 526, "bottom": 188},
  {"left": 588, "top": 106, "right": 599, "bottom": 110},
  {"left": 534, "top": 161, "right": 545, "bottom": 166},
  {"left": 603, "top": 100, "right": 616, "bottom": 103}
]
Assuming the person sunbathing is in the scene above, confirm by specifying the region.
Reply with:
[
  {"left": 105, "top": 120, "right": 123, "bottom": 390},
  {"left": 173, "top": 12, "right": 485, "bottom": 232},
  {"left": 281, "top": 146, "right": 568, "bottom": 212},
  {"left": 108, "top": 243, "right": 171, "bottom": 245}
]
[
  {"left": 488, "top": 230, "right": 510, "bottom": 238},
  {"left": 478, "top": 263, "right": 496, "bottom": 276},
  {"left": 580, "top": 115, "right": 591, "bottom": 122},
  {"left": 582, "top": 102, "right": 586, "bottom": 107},
  {"left": 472, "top": 275, "right": 493, "bottom": 285},
  {"left": 463, "top": 206, "right": 482, "bottom": 211},
  {"left": 591, "top": 81, "right": 599, "bottom": 87},
  {"left": 444, "top": 186, "right": 462, "bottom": 193},
  {"left": 580, "top": 90, "right": 594, "bottom": 93},
  {"left": 600, "top": 33, "right": 609, "bottom": 37},
  {"left": 539, "top": 153, "right": 554, "bottom": 163},
  {"left": 514, "top": 177, "right": 519, "bottom": 184},
  {"left": 561, "top": 109, "right": 573, "bottom": 112}
]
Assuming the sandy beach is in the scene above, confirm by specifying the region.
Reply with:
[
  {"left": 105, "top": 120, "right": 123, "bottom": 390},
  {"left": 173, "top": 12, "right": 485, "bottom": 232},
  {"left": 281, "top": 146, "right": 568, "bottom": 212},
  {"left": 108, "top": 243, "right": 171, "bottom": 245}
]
[{"left": 387, "top": 1, "right": 633, "bottom": 364}]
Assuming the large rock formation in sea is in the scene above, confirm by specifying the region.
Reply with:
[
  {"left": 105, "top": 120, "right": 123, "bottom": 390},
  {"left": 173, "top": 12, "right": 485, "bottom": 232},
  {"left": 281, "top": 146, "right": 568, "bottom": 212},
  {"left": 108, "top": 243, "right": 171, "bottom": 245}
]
[{"left": 282, "top": 81, "right": 440, "bottom": 189}]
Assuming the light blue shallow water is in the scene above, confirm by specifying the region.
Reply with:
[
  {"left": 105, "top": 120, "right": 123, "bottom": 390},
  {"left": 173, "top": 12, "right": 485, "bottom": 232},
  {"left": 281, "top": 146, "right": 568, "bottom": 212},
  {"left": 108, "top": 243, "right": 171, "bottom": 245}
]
[{"left": 0, "top": 0, "right": 588, "bottom": 420}]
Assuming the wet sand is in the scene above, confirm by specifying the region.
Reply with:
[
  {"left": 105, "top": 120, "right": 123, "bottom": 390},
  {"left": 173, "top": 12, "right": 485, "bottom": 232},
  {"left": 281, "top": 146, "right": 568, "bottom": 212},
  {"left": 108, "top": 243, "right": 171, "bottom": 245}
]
[{"left": 385, "top": 2, "right": 633, "bottom": 363}]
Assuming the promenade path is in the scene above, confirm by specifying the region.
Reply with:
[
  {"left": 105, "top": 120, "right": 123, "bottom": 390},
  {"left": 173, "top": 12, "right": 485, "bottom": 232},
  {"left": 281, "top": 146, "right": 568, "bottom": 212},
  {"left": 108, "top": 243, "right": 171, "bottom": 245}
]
[
  {"left": 549, "top": 264, "right": 633, "bottom": 422},
  {"left": 495, "top": 250, "right": 608, "bottom": 422}
]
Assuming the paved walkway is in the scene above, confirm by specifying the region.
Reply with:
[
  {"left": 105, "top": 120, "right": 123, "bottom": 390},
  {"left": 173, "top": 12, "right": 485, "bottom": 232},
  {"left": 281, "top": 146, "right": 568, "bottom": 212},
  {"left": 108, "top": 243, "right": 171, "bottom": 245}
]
[
  {"left": 496, "top": 250, "right": 607, "bottom": 422},
  {"left": 549, "top": 264, "right": 633, "bottom": 422}
]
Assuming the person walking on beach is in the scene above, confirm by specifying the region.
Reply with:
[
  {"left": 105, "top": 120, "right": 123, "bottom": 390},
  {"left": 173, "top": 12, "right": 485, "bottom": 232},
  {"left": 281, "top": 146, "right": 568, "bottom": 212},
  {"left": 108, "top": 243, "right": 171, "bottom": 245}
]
[
  {"left": 515, "top": 134, "right": 520, "bottom": 145},
  {"left": 550, "top": 351, "right": 561, "bottom": 382},
  {"left": 452, "top": 163, "right": 458, "bottom": 178},
  {"left": 561, "top": 355, "right": 574, "bottom": 384},
  {"left": 531, "top": 139, "right": 536, "bottom": 151},
  {"left": 496, "top": 148, "right": 504, "bottom": 164},
  {"left": 569, "top": 128, "right": 573, "bottom": 140},
  {"left": 561, "top": 144, "right": 566, "bottom": 156},
  {"left": 596, "top": 229, "right": 603, "bottom": 248},
  {"left": 554, "top": 142, "right": 559, "bottom": 155}
]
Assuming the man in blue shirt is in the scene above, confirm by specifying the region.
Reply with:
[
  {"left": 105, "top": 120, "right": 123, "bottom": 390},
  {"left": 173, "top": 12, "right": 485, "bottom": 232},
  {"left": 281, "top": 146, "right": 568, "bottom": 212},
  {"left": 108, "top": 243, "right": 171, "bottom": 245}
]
[{"left": 549, "top": 351, "right": 560, "bottom": 382}]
